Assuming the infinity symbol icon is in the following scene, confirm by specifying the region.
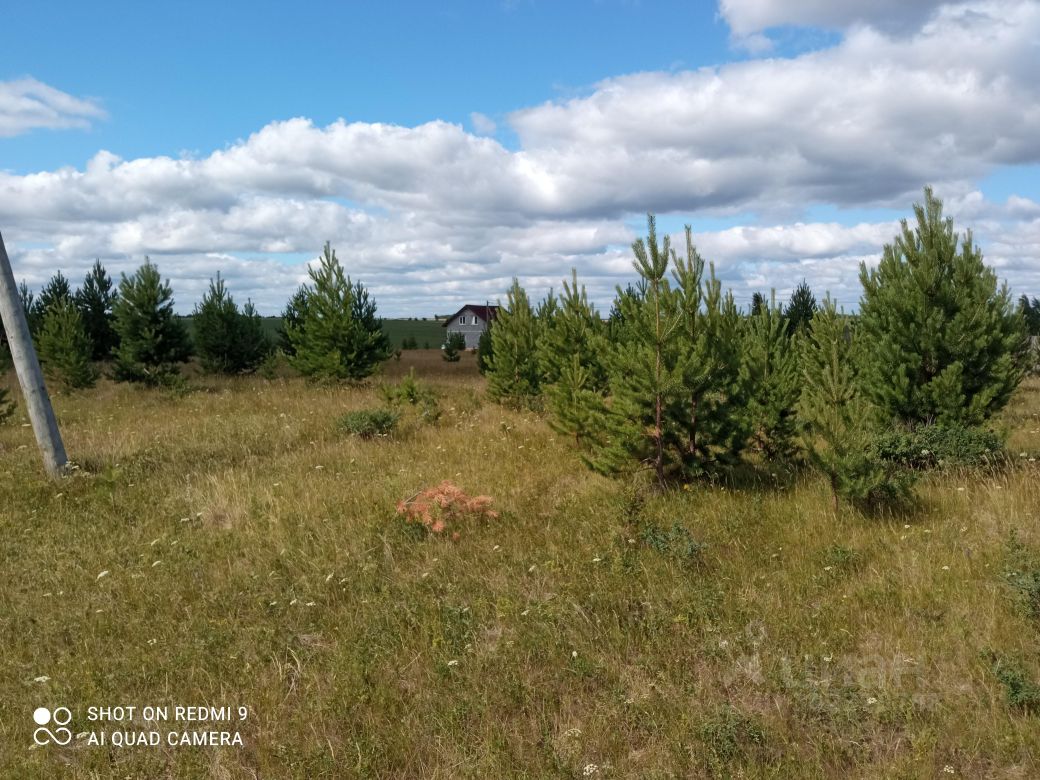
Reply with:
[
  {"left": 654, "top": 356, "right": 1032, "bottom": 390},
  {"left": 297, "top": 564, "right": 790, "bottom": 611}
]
[{"left": 32, "top": 707, "right": 72, "bottom": 746}]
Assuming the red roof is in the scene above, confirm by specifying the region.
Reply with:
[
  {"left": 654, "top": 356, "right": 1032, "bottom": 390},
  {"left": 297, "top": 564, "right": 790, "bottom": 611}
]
[{"left": 442, "top": 304, "right": 500, "bottom": 326}]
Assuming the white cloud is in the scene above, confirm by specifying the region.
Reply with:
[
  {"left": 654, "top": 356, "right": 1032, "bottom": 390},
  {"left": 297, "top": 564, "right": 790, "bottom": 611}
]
[
  {"left": 719, "top": 0, "right": 953, "bottom": 37},
  {"left": 2, "top": 1, "right": 1038, "bottom": 315},
  {"left": 470, "top": 111, "right": 498, "bottom": 135},
  {"left": 0, "top": 77, "right": 106, "bottom": 137}
]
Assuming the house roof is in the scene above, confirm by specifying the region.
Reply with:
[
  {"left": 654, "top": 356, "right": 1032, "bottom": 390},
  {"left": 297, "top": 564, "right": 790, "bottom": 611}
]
[{"left": 442, "top": 304, "right": 500, "bottom": 326}]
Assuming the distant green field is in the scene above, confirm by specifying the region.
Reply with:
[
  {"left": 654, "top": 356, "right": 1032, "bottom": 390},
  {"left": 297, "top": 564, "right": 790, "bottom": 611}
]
[{"left": 244, "top": 317, "right": 447, "bottom": 349}]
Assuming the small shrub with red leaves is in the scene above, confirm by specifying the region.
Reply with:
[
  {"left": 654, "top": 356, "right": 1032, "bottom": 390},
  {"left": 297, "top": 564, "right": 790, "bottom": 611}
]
[{"left": 396, "top": 480, "right": 498, "bottom": 537}]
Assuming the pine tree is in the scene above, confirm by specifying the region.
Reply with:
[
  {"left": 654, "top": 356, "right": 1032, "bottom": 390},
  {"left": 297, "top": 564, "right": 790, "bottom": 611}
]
[
  {"left": 487, "top": 279, "right": 542, "bottom": 404},
  {"left": 19, "top": 281, "right": 43, "bottom": 336},
  {"left": 799, "top": 299, "right": 913, "bottom": 511},
  {"left": 538, "top": 269, "right": 606, "bottom": 391},
  {"left": 600, "top": 215, "right": 682, "bottom": 484},
  {"left": 285, "top": 242, "right": 391, "bottom": 380},
  {"left": 38, "top": 271, "right": 73, "bottom": 313},
  {"left": 112, "top": 259, "right": 192, "bottom": 385},
  {"left": 193, "top": 273, "right": 272, "bottom": 374},
  {"left": 476, "top": 323, "right": 494, "bottom": 375},
  {"left": 75, "top": 260, "right": 119, "bottom": 360},
  {"left": 670, "top": 228, "right": 748, "bottom": 471},
  {"left": 740, "top": 291, "right": 800, "bottom": 460},
  {"left": 1018, "top": 295, "right": 1040, "bottom": 336},
  {"left": 856, "top": 187, "right": 1026, "bottom": 425},
  {"left": 443, "top": 331, "right": 465, "bottom": 362},
  {"left": 547, "top": 354, "right": 605, "bottom": 446},
  {"left": 785, "top": 280, "right": 817, "bottom": 335},
  {"left": 37, "top": 299, "right": 98, "bottom": 389},
  {"left": 238, "top": 300, "right": 273, "bottom": 372},
  {"left": 279, "top": 286, "right": 309, "bottom": 356},
  {"left": 750, "top": 291, "right": 766, "bottom": 316}
]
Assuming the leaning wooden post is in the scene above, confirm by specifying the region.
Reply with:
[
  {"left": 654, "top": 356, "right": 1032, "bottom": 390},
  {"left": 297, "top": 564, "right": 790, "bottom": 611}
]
[{"left": 0, "top": 231, "right": 68, "bottom": 477}]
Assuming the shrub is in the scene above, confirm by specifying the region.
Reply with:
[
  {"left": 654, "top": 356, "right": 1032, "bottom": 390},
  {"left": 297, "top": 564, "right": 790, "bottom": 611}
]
[
  {"left": 698, "top": 706, "right": 766, "bottom": 772},
  {"left": 442, "top": 331, "right": 465, "bottom": 362},
  {"left": 487, "top": 279, "right": 541, "bottom": 403},
  {"left": 401, "top": 335, "right": 419, "bottom": 350},
  {"left": 1003, "top": 531, "right": 1040, "bottom": 621},
  {"left": 381, "top": 368, "right": 440, "bottom": 423},
  {"left": 990, "top": 655, "right": 1040, "bottom": 713},
  {"left": 395, "top": 480, "right": 498, "bottom": 536},
  {"left": 870, "top": 424, "right": 1005, "bottom": 469},
  {"left": 0, "top": 387, "right": 14, "bottom": 424},
  {"left": 476, "top": 324, "right": 493, "bottom": 374},
  {"left": 37, "top": 299, "right": 98, "bottom": 389},
  {"left": 339, "top": 408, "right": 399, "bottom": 438}
]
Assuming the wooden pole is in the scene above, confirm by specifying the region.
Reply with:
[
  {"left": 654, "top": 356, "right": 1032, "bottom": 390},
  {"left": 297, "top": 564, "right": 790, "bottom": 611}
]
[{"left": 0, "top": 231, "right": 68, "bottom": 477}]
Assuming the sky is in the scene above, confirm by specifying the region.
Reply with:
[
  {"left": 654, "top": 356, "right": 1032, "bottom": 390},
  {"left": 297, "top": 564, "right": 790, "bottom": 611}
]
[{"left": 1, "top": 0, "right": 1038, "bottom": 316}]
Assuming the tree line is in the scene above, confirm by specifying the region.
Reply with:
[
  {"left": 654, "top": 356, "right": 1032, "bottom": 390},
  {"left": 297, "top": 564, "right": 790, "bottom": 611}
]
[
  {"left": 0, "top": 241, "right": 392, "bottom": 402},
  {"left": 482, "top": 188, "right": 1033, "bottom": 508}
]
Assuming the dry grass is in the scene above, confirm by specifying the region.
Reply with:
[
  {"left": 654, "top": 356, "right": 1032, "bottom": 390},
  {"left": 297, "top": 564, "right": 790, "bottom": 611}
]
[{"left": 1, "top": 358, "right": 1039, "bottom": 778}]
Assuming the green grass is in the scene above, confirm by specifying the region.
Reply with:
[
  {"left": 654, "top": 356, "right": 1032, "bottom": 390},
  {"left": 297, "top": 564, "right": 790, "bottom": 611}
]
[
  {"left": 238, "top": 317, "right": 447, "bottom": 349},
  {"left": 1, "top": 357, "right": 1039, "bottom": 777}
]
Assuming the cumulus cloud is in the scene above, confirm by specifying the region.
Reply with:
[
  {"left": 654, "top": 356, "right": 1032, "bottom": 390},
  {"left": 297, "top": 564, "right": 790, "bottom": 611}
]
[
  {"left": 0, "top": 77, "right": 106, "bottom": 137},
  {"left": 2, "top": 1, "right": 1038, "bottom": 314},
  {"left": 719, "top": 0, "right": 952, "bottom": 37}
]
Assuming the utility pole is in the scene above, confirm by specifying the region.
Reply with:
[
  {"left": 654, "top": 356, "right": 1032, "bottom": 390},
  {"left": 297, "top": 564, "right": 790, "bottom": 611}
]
[{"left": 0, "top": 231, "right": 68, "bottom": 477}]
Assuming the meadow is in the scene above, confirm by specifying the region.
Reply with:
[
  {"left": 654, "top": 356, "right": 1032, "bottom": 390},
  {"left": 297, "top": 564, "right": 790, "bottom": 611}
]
[{"left": 1, "top": 350, "right": 1039, "bottom": 778}]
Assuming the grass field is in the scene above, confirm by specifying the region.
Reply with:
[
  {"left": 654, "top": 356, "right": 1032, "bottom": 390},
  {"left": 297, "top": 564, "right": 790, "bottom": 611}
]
[
  {"left": 2, "top": 353, "right": 1039, "bottom": 777},
  {"left": 246, "top": 317, "right": 448, "bottom": 349}
]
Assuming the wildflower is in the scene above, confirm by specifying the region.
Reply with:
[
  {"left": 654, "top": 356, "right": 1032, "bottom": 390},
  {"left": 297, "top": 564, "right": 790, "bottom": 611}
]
[
  {"left": 866, "top": 697, "right": 877, "bottom": 705},
  {"left": 447, "top": 659, "right": 459, "bottom": 667},
  {"left": 583, "top": 764, "right": 599, "bottom": 777},
  {"left": 943, "top": 766, "right": 955, "bottom": 774},
  {"left": 571, "top": 650, "right": 578, "bottom": 659},
  {"left": 942, "top": 565, "right": 950, "bottom": 571},
  {"left": 824, "top": 566, "right": 833, "bottom": 572}
]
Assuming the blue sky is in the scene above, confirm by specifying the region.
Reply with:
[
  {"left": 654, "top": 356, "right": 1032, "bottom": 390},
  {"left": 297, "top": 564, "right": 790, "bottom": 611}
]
[{"left": 1, "top": 0, "right": 1038, "bottom": 314}]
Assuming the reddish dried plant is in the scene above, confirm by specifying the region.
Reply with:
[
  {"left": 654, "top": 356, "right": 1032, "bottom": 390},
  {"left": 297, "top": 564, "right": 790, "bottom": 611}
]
[{"left": 396, "top": 481, "right": 498, "bottom": 536}]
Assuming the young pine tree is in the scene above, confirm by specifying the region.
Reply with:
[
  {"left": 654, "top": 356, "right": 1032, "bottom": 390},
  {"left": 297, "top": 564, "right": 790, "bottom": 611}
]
[
  {"left": 112, "top": 259, "right": 192, "bottom": 385},
  {"left": 19, "top": 281, "right": 43, "bottom": 336},
  {"left": 476, "top": 323, "right": 494, "bottom": 375},
  {"left": 285, "top": 242, "right": 391, "bottom": 380},
  {"left": 856, "top": 187, "right": 1026, "bottom": 425},
  {"left": 487, "top": 279, "right": 542, "bottom": 404},
  {"left": 38, "top": 271, "right": 73, "bottom": 313},
  {"left": 193, "top": 274, "right": 272, "bottom": 374},
  {"left": 799, "top": 299, "right": 913, "bottom": 511},
  {"left": 600, "top": 215, "right": 683, "bottom": 484},
  {"left": 37, "top": 299, "right": 98, "bottom": 389},
  {"left": 279, "top": 286, "right": 309, "bottom": 356},
  {"left": 442, "top": 331, "right": 465, "bottom": 362},
  {"left": 76, "top": 260, "right": 119, "bottom": 360},
  {"left": 547, "top": 354, "right": 605, "bottom": 447},
  {"left": 539, "top": 269, "right": 607, "bottom": 391},
  {"left": 740, "top": 291, "right": 801, "bottom": 461},
  {"left": 669, "top": 227, "right": 748, "bottom": 472},
  {"left": 785, "top": 280, "right": 817, "bottom": 335}
]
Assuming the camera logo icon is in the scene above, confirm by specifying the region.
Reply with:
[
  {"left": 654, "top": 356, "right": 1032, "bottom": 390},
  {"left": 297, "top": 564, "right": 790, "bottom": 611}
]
[{"left": 33, "top": 707, "right": 72, "bottom": 746}]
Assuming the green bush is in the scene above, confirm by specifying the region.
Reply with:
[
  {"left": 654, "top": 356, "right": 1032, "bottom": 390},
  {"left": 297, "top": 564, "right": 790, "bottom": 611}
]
[
  {"left": 870, "top": 424, "right": 1004, "bottom": 469},
  {"left": 0, "top": 386, "right": 14, "bottom": 424},
  {"left": 339, "top": 408, "right": 399, "bottom": 439},
  {"left": 381, "top": 368, "right": 440, "bottom": 423},
  {"left": 990, "top": 655, "right": 1040, "bottom": 713}
]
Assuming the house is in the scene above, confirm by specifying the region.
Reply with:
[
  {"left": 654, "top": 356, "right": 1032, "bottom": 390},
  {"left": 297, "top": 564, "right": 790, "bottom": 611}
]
[{"left": 443, "top": 304, "right": 499, "bottom": 350}]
